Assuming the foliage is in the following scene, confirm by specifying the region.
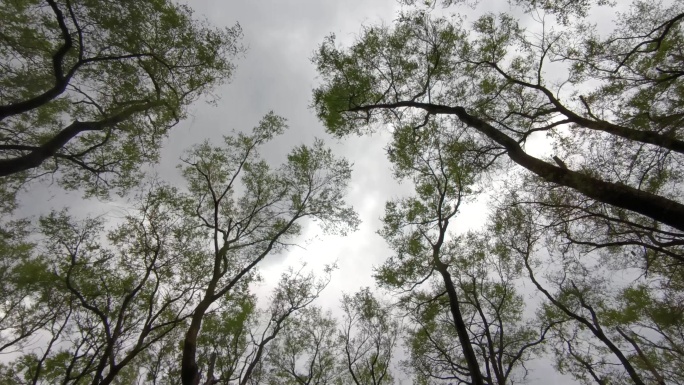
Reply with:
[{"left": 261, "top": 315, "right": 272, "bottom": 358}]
[
  {"left": 0, "top": 114, "right": 359, "bottom": 385},
  {"left": 313, "top": 0, "right": 684, "bottom": 231},
  {"left": 263, "top": 306, "right": 341, "bottom": 385},
  {"left": 0, "top": 0, "right": 242, "bottom": 212},
  {"left": 313, "top": 0, "right": 684, "bottom": 383},
  {"left": 0, "top": 197, "right": 202, "bottom": 384},
  {"left": 375, "top": 119, "right": 547, "bottom": 385},
  {"left": 171, "top": 114, "right": 358, "bottom": 385},
  {"left": 338, "top": 288, "right": 399, "bottom": 385},
  {"left": 6, "top": 1, "right": 684, "bottom": 385}
]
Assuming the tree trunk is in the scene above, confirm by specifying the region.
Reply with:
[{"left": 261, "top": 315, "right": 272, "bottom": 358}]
[
  {"left": 434, "top": 258, "right": 486, "bottom": 385},
  {"left": 350, "top": 102, "right": 684, "bottom": 231}
]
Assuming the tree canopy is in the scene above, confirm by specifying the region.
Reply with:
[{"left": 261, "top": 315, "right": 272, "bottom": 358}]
[
  {"left": 313, "top": 0, "right": 684, "bottom": 230},
  {"left": 313, "top": 0, "right": 684, "bottom": 383},
  {"left": 0, "top": 0, "right": 241, "bottom": 212},
  {"left": 0, "top": 114, "right": 360, "bottom": 385},
  {"left": 3, "top": 0, "right": 684, "bottom": 385}
]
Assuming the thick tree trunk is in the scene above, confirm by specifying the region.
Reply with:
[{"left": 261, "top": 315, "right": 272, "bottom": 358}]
[
  {"left": 350, "top": 102, "right": 684, "bottom": 232},
  {"left": 450, "top": 105, "right": 684, "bottom": 232},
  {"left": 0, "top": 0, "right": 75, "bottom": 123},
  {"left": 182, "top": 301, "right": 211, "bottom": 385}
]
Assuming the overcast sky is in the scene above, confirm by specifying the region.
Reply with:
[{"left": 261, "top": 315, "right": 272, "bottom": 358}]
[
  {"left": 161, "top": 0, "right": 412, "bottom": 306},
  {"left": 15, "top": 1, "right": 592, "bottom": 383},
  {"left": 160, "top": 0, "right": 511, "bottom": 311},
  {"left": 158, "top": 2, "right": 574, "bottom": 383}
]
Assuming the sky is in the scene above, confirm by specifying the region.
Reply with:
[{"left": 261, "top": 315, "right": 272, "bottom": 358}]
[
  {"left": 159, "top": 0, "right": 413, "bottom": 309},
  {"left": 158, "top": 1, "right": 570, "bottom": 383},
  {"left": 12, "top": 0, "right": 599, "bottom": 383},
  {"left": 161, "top": 0, "right": 507, "bottom": 315}
]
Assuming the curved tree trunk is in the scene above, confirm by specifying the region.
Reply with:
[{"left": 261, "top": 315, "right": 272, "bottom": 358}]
[{"left": 350, "top": 101, "right": 684, "bottom": 232}]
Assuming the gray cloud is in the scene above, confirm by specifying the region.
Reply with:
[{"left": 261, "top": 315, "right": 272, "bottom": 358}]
[{"left": 12, "top": 2, "right": 593, "bottom": 383}]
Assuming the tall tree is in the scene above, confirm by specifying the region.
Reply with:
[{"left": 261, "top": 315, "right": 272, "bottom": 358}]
[
  {"left": 377, "top": 122, "right": 486, "bottom": 385},
  {"left": 0, "top": 115, "right": 358, "bottom": 385},
  {"left": 142, "top": 266, "right": 335, "bottom": 385},
  {"left": 398, "top": 232, "right": 556, "bottom": 385},
  {"left": 175, "top": 114, "right": 359, "bottom": 385},
  {"left": 489, "top": 173, "right": 684, "bottom": 385},
  {"left": 0, "top": 219, "right": 56, "bottom": 356},
  {"left": 261, "top": 290, "right": 400, "bottom": 385},
  {"left": 313, "top": 5, "right": 684, "bottom": 381},
  {"left": 0, "top": 189, "right": 203, "bottom": 385},
  {"left": 263, "top": 305, "right": 342, "bottom": 385},
  {"left": 312, "top": 0, "right": 684, "bottom": 231},
  {"left": 0, "top": 0, "right": 241, "bottom": 211},
  {"left": 375, "top": 123, "right": 549, "bottom": 384}
]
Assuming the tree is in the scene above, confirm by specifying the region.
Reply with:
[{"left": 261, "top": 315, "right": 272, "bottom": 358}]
[
  {"left": 0, "top": 0, "right": 241, "bottom": 211},
  {"left": 234, "top": 266, "right": 337, "bottom": 385},
  {"left": 312, "top": 0, "right": 684, "bottom": 231},
  {"left": 174, "top": 114, "right": 359, "bottom": 385},
  {"left": 143, "top": 265, "right": 335, "bottom": 385},
  {"left": 488, "top": 176, "right": 684, "bottom": 385},
  {"left": 375, "top": 123, "right": 549, "bottom": 385},
  {"left": 261, "top": 290, "right": 400, "bottom": 385},
  {"left": 313, "top": 3, "right": 684, "bottom": 382},
  {"left": 263, "top": 306, "right": 342, "bottom": 385},
  {"left": 0, "top": 114, "right": 359, "bottom": 385},
  {"left": 339, "top": 288, "right": 399, "bottom": 385},
  {"left": 398, "top": 233, "right": 556, "bottom": 385},
  {"left": 0, "top": 191, "right": 203, "bottom": 385},
  {"left": 0, "top": 219, "right": 57, "bottom": 355},
  {"left": 376, "top": 122, "right": 486, "bottom": 385}
]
